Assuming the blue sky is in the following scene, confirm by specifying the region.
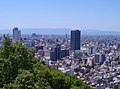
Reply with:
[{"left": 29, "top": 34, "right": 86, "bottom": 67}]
[{"left": 0, "top": 0, "right": 120, "bottom": 31}]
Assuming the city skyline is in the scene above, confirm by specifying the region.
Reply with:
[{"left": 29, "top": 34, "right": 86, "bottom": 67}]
[
  {"left": 0, "top": 0, "right": 120, "bottom": 32},
  {"left": 1, "top": 1, "right": 120, "bottom": 88},
  {"left": 1, "top": 28, "right": 120, "bottom": 35}
]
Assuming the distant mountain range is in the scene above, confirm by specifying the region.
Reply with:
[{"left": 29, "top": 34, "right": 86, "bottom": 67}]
[
  {"left": 81, "top": 29, "right": 120, "bottom": 35},
  {"left": 0, "top": 28, "right": 120, "bottom": 35}
]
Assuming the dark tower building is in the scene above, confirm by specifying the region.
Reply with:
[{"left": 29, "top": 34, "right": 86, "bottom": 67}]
[
  {"left": 71, "top": 30, "right": 81, "bottom": 50},
  {"left": 54, "top": 44, "right": 61, "bottom": 60},
  {"left": 50, "top": 44, "right": 70, "bottom": 61},
  {"left": 50, "top": 44, "right": 61, "bottom": 61}
]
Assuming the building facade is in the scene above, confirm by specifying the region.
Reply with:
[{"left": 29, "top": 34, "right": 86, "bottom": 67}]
[
  {"left": 71, "top": 30, "right": 81, "bottom": 50},
  {"left": 13, "top": 27, "right": 21, "bottom": 42}
]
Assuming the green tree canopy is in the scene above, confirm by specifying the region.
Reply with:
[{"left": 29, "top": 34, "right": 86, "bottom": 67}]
[{"left": 0, "top": 35, "right": 91, "bottom": 89}]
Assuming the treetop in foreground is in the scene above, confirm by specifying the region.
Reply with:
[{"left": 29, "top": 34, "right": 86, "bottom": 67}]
[{"left": 0, "top": 35, "right": 91, "bottom": 89}]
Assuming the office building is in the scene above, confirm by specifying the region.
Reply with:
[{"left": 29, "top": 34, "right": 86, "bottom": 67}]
[
  {"left": 13, "top": 27, "right": 21, "bottom": 42},
  {"left": 50, "top": 44, "right": 69, "bottom": 61},
  {"left": 71, "top": 30, "right": 81, "bottom": 50},
  {"left": 50, "top": 44, "right": 61, "bottom": 61},
  {"left": 94, "top": 53, "right": 101, "bottom": 64},
  {"left": 94, "top": 53, "right": 106, "bottom": 64},
  {"left": 18, "top": 30, "right": 21, "bottom": 40},
  {"left": 87, "top": 46, "right": 95, "bottom": 55},
  {"left": 61, "top": 49, "right": 69, "bottom": 58}
]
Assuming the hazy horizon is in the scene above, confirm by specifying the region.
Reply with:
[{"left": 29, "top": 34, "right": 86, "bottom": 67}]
[
  {"left": 1, "top": 28, "right": 120, "bottom": 35},
  {"left": 0, "top": 0, "right": 120, "bottom": 31}
]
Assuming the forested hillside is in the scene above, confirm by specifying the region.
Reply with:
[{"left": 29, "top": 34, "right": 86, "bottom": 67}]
[{"left": 0, "top": 35, "right": 91, "bottom": 89}]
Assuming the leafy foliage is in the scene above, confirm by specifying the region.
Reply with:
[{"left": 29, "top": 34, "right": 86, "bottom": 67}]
[{"left": 0, "top": 35, "right": 91, "bottom": 89}]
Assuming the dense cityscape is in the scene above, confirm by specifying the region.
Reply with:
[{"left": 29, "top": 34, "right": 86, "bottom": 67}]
[
  {"left": 1, "top": 0, "right": 120, "bottom": 88},
  {"left": 1, "top": 27, "right": 120, "bottom": 89}
]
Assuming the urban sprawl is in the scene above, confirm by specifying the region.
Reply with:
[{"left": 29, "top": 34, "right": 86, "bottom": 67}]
[{"left": 0, "top": 27, "right": 120, "bottom": 89}]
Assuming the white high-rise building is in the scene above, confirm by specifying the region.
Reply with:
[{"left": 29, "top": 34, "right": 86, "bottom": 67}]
[{"left": 13, "top": 27, "right": 21, "bottom": 42}]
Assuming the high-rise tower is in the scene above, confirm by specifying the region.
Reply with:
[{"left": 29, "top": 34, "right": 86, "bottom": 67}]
[
  {"left": 13, "top": 27, "right": 21, "bottom": 42},
  {"left": 70, "top": 30, "right": 81, "bottom": 50}
]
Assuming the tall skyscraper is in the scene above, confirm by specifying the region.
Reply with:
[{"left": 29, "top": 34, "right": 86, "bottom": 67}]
[
  {"left": 71, "top": 30, "right": 81, "bottom": 50},
  {"left": 13, "top": 27, "right": 21, "bottom": 42}
]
